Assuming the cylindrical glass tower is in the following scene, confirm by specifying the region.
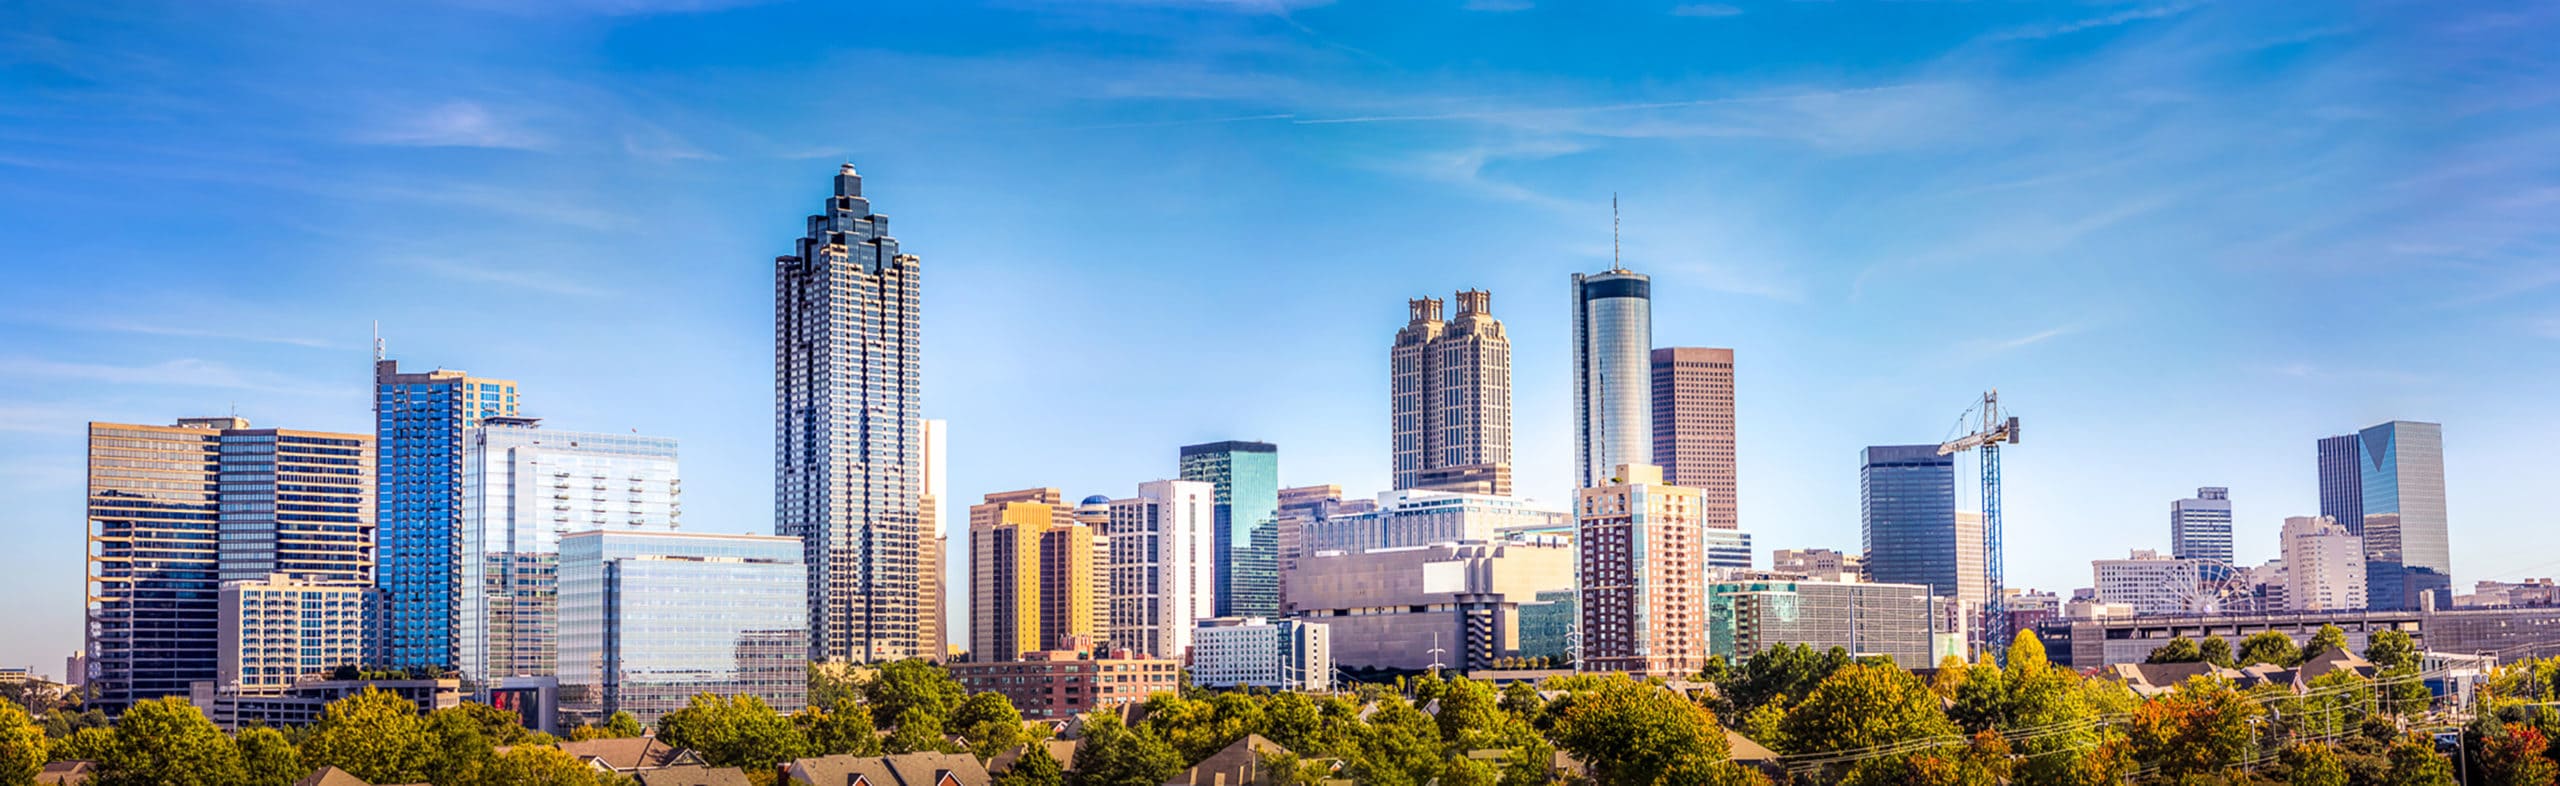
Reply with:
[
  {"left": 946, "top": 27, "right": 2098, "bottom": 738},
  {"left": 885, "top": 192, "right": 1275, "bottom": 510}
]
[{"left": 1573, "top": 269, "right": 1653, "bottom": 489}]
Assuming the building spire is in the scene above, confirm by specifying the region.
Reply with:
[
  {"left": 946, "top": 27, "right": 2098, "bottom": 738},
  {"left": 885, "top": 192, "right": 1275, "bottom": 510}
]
[{"left": 1611, "top": 193, "right": 1623, "bottom": 273}]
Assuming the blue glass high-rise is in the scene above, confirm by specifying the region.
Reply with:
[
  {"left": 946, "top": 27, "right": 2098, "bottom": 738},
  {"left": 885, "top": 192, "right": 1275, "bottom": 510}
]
[
  {"left": 2319, "top": 421, "right": 2450, "bottom": 611},
  {"left": 376, "top": 359, "right": 521, "bottom": 670},
  {"left": 1179, "top": 440, "right": 1280, "bottom": 618},
  {"left": 1860, "top": 445, "right": 1963, "bottom": 599}
]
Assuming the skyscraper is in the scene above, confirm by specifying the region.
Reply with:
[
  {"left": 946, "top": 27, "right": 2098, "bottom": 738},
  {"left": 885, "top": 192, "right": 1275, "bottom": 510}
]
[
  {"left": 921, "top": 419, "right": 949, "bottom": 661},
  {"left": 376, "top": 358, "right": 521, "bottom": 670},
  {"left": 1860, "top": 445, "right": 1967, "bottom": 600},
  {"left": 969, "top": 488, "right": 1100, "bottom": 661},
  {"left": 2318, "top": 421, "right": 2450, "bottom": 610},
  {"left": 2280, "top": 516, "right": 2366, "bottom": 612},
  {"left": 1390, "top": 290, "right": 1513, "bottom": 495},
  {"left": 1106, "top": 480, "right": 1216, "bottom": 658},
  {"left": 1573, "top": 269, "right": 1652, "bottom": 489},
  {"left": 2170, "top": 487, "right": 2234, "bottom": 565},
  {"left": 1178, "top": 441, "right": 1280, "bottom": 618},
  {"left": 1577, "top": 464, "right": 1705, "bottom": 677},
  {"left": 87, "top": 417, "right": 375, "bottom": 712},
  {"left": 457, "top": 418, "right": 680, "bottom": 693},
  {"left": 775, "top": 164, "right": 928, "bottom": 663},
  {"left": 1650, "top": 347, "right": 1737, "bottom": 531}
]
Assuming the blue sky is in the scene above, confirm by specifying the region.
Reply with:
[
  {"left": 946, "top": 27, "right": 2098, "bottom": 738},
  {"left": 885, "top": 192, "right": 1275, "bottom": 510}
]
[{"left": 4, "top": 0, "right": 2556, "bottom": 674}]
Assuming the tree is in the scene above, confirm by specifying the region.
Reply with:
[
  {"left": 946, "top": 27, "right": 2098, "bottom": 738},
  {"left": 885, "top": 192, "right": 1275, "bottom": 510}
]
[
  {"left": 1946, "top": 661, "right": 2009, "bottom": 733},
  {"left": 885, "top": 705, "right": 955, "bottom": 755},
  {"left": 2385, "top": 734, "right": 2456, "bottom": 786},
  {"left": 299, "top": 687, "right": 435, "bottom": 785},
  {"left": 235, "top": 727, "right": 302, "bottom": 786},
  {"left": 2304, "top": 624, "right": 2351, "bottom": 663},
  {"left": 91, "top": 697, "right": 244, "bottom": 786},
  {"left": 810, "top": 662, "right": 863, "bottom": 712},
  {"left": 2366, "top": 630, "right": 2420, "bottom": 672},
  {"left": 602, "top": 711, "right": 645, "bottom": 739},
  {"left": 51, "top": 727, "right": 114, "bottom": 762},
  {"left": 1548, "top": 674, "right": 1744, "bottom": 786},
  {"left": 2283, "top": 742, "right": 2349, "bottom": 786},
  {"left": 478, "top": 745, "right": 620, "bottom": 786},
  {"left": 2479, "top": 723, "right": 2557, "bottom": 786},
  {"left": 1497, "top": 682, "right": 1546, "bottom": 723},
  {"left": 41, "top": 709, "right": 108, "bottom": 742},
  {"left": 2198, "top": 635, "right": 2236, "bottom": 668},
  {"left": 1348, "top": 697, "right": 1443, "bottom": 786},
  {"left": 1436, "top": 678, "right": 1506, "bottom": 748},
  {"left": 1067, "top": 714, "right": 1179, "bottom": 786},
  {"left": 995, "top": 741, "right": 1066, "bottom": 786},
  {"left": 794, "top": 697, "right": 883, "bottom": 757},
  {"left": 1777, "top": 662, "right": 1957, "bottom": 756},
  {"left": 2123, "top": 676, "right": 2263, "bottom": 782},
  {"left": 2239, "top": 631, "right": 2303, "bottom": 667},
  {"left": 952, "top": 693, "right": 1025, "bottom": 758},
  {"left": 0, "top": 700, "right": 44, "bottom": 786},
  {"left": 2147, "top": 636, "right": 2204, "bottom": 664},
  {"left": 657, "top": 693, "right": 810, "bottom": 776},
  {"left": 1843, "top": 732, "right": 2012, "bottom": 786},
  {"left": 864, "top": 659, "right": 966, "bottom": 727}
]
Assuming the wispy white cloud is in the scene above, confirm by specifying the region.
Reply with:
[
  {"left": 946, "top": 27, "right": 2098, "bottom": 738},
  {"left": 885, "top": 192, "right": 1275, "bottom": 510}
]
[
  {"left": 1395, "top": 140, "right": 1587, "bottom": 211},
  {"left": 389, "top": 256, "right": 615, "bottom": 298},
  {"left": 356, "top": 100, "right": 549, "bottom": 150},
  {"left": 1671, "top": 4, "right": 1743, "bottom": 18},
  {"left": 1986, "top": 2, "right": 2204, "bottom": 42},
  {"left": 10, "top": 317, "right": 333, "bottom": 348},
  {"left": 0, "top": 358, "right": 343, "bottom": 397}
]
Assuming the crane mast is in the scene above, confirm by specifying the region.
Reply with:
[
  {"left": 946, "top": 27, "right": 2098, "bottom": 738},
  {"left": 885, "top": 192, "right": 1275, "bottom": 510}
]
[{"left": 1938, "top": 390, "right": 2020, "bottom": 658}]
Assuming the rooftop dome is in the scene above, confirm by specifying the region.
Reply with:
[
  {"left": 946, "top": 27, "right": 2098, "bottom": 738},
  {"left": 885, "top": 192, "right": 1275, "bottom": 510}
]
[{"left": 1080, "top": 494, "right": 1112, "bottom": 506}]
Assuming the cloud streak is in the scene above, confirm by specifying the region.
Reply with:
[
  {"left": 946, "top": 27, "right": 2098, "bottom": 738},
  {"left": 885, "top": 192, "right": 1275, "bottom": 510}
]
[
  {"left": 0, "top": 357, "right": 344, "bottom": 397},
  {"left": 356, "top": 100, "right": 549, "bottom": 150}
]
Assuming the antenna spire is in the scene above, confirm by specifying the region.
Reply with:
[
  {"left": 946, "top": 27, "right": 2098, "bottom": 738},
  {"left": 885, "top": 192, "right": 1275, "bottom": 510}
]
[
  {"left": 372, "top": 321, "right": 384, "bottom": 362},
  {"left": 1611, "top": 193, "right": 1622, "bottom": 273}
]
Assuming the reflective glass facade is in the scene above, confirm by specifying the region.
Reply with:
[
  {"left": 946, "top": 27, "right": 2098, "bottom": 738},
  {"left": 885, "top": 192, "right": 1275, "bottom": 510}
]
[
  {"left": 775, "top": 164, "right": 928, "bottom": 662},
  {"left": 377, "top": 360, "right": 521, "bottom": 669},
  {"left": 557, "top": 530, "right": 807, "bottom": 724},
  {"left": 1709, "top": 579, "right": 1937, "bottom": 669},
  {"left": 1573, "top": 271, "right": 1653, "bottom": 489},
  {"left": 1179, "top": 441, "right": 1280, "bottom": 618},
  {"left": 1860, "top": 445, "right": 1963, "bottom": 599},
  {"left": 2322, "top": 421, "right": 2450, "bottom": 611}
]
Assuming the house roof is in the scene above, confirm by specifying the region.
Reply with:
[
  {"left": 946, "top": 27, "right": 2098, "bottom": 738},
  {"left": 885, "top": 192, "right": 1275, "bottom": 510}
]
[
  {"left": 2298, "top": 649, "right": 2377, "bottom": 682},
  {"left": 634, "top": 765, "right": 755, "bottom": 786},
  {"left": 1726, "top": 731, "right": 1781, "bottom": 763},
  {"left": 1164, "top": 734, "right": 1292, "bottom": 786},
  {"left": 986, "top": 739, "right": 1080, "bottom": 774},
  {"left": 506, "top": 736, "right": 698, "bottom": 772},
  {"left": 36, "top": 761, "right": 94, "bottom": 786},
  {"left": 783, "top": 752, "right": 992, "bottom": 786},
  {"left": 292, "top": 767, "right": 388, "bottom": 786}
]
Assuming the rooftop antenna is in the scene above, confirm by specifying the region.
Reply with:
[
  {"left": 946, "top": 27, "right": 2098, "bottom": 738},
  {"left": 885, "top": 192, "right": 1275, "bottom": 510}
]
[
  {"left": 372, "top": 321, "right": 384, "bottom": 362},
  {"left": 1611, "top": 193, "right": 1621, "bottom": 272}
]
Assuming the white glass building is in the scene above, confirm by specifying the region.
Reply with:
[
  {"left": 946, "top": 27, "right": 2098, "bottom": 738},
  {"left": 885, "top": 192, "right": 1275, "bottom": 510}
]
[
  {"left": 1572, "top": 269, "right": 1653, "bottom": 489},
  {"left": 1106, "top": 480, "right": 1217, "bottom": 659},
  {"left": 557, "top": 530, "right": 807, "bottom": 725},
  {"left": 1190, "top": 617, "right": 1330, "bottom": 691}
]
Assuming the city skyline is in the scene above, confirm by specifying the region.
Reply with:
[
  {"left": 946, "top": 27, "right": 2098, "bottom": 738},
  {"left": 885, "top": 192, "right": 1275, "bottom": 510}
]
[{"left": 4, "top": 1, "right": 2557, "bottom": 673}]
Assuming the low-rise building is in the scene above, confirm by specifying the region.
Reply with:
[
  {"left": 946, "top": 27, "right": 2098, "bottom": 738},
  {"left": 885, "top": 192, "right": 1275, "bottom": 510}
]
[
  {"left": 1707, "top": 578, "right": 1940, "bottom": 669},
  {"left": 219, "top": 576, "right": 375, "bottom": 695},
  {"left": 1514, "top": 590, "right": 1578, "bottom": 666},
  {"left": 193, "top": 676, "right": 461, "bottom": 730},
  {"left": 1284, "top": 538, "right": 1573, "bottom": 672},
  {"left": 2091, "top": 550, "right": 2217, "bottom": 616},
  {"left": 947, "top": 649, "right": 1180, "bottom": 720},
  {"left": 557, "top": 530, "right": 808, "bottom": 725},
  {"left": 1190, "top": 618, "right": 1330, "bottom": 691},
  {"left": 1770, "top": 549, "right": 1862, "bottom": 582}
]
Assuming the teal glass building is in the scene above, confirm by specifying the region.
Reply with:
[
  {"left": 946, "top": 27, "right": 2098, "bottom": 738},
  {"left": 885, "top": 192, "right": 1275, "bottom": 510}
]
[{"left": 1179, "top": 440, "right": 1280, "bottom": 618}]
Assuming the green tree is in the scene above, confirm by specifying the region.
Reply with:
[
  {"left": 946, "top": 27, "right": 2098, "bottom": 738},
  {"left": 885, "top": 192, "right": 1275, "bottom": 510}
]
[
  {"left": 810, "top": 662, "right": 863, "bottom": 712},
  {"left": 2147, "top": 636, "right": 2204, "bottom": 664},
  {"left": 2304, "top": 624, "right": 2351, "bottom": 663},
  {"left": 1843, "top": 731, "right": 2013, "bottom": 786},
  {"left": 478, "top": 745, "right": 620, "bottom": 786},
  {"left": 1439, "top": 757, "right": 1501, "bottom": 786},
  {"left": 436, "top": 702, "right": 542, "bottom": 746},
  {"left": 421, "top": 701, "right": 506, "bottom": 786},
  {"left": 657, "top": 693, "right": 810, "bottom": 775},
  {"left": 51, "top": 727, "right": 114, "bottom": 762},
  {"left": 2479, "top": 723, "right": 2557, "bottom": 786},
  {"left": 793, "top": 697, "right": 883, "bottom": 757},
  {"left": 2385, "top": 734, "right": 2456, "bottom": 786},
  {"left": 1548, "top": 674, "right": 1743, "bottom": 786},
  {"left": 1497, "top": 682, "right": 1546, "bottom": 723},
  {"left": 2283, "top": 742, "right": 2349, "bottom": 786},
  {"left": 1947, "top": 662, "right": 2009, "bottom": 733},
  {"left": 995, "top": 741, "right": 1066, "bottom": 786},
  {"left": 1348, "top": 697, "right": 1442, "bottom": 786},
  {"left": 2239, "top": 631, "right": 2303, "bottom": 667},
  {"left": 885, "top": 705, "right": 956, "bottom": 755},
  {"left": 951, "top": 692, "right": 1025, "bottom": 759},
  {"left": 1067, "top": 714, "right": 1179, "bottom": 786},
  {"left": 91, "top": 697, "right": 244, "bottom": 786},
  {"left": 602, "top": 711, "right": 645, "bottom": 739},
  {"left": 40, "top": 709, "right": 108, "bottom": 742},
  {"left": 864, "top": 659, "right": 967, "bottom": 727},
  {"left": 2122, "top": 676, "right": 2263, "bottom": 782},
  {"left": 299, "top": 687, "right": 435, "bottom": 785},
  {"left": 1777, "top": 662, "right": 1957, "bottom": 756},
  {"left": 234, "top": 727, "right": 302, "bottom": 786},
  {"left": 2366, "top": 630, "right": 2420, "bottom": 671},
  {"left": 0, "top": 700, "right": 45, "bottom": 786},
  {"left": 2198, "top": 635, "right": 2235, "bottom": 668},
  {"left": 1437, "top": 678, "right": 1506, "bottom": 747}
]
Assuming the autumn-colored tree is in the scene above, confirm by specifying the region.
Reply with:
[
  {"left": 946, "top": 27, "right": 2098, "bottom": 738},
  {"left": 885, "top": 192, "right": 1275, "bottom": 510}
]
[
  {"left": 2123, "top": 676, "right": 2264, "bottom": 782},
  {"left": 1844, "top": 731, "right": 2013, "bottom": 786},
  {"left": 2480, "top": 723, "right": 2558, "bottom": 786},
  {"left": 91, "top": 697, "right": 244, "bottom": 786},
  {"left": 793, "top": 697, "right": 884, "bottom": 757},
  {"left": 235, "top": 726, "right": 302, "bottom": 786},
  {"left": 1777, "top": 662, "right": 1957, "bottom": 756},
  {"left": 298, "top": 688, "right": 436, "bottom": 785},
  {"left": 2385, "top": 734, "right": 2457, "bottom": 786},
  {"left": 0, "top": 700, "right": 45, "bottom": 786}
]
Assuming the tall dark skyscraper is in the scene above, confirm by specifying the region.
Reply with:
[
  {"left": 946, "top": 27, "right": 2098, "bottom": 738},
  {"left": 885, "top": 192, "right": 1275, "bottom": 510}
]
[
  {"left": 1390, "top": 290, "right": 1513, "bottom": 495},
  {"left": 2317, "top": 435, "right": 2364, "bottom": 534},
  {"left": 1573, "top": 269, "right": 1653, "bottom": 489},
  {"left": 1860, "top": 445, "right": 1966, "bottom": 600},
  {"left": 376, "top": 358, "right": 520, "bottom": 670},
  {"left": 2320, "top": 421, "right": 2450, "bottom": 611},
  {"left": 776, "top": 164, "right": 930, "bottom": 662},
  {"left": 1179, "top": 440, "right": 1280, "bottom": 618},
  {"left": 1651, "top": 347, "right": 1737, "bottom": 531}
]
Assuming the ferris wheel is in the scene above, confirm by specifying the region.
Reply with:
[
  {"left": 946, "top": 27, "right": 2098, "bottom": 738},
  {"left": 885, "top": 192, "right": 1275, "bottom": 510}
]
[{"left": 2165, "top": 559, "right": 2256, "bottom": 615}]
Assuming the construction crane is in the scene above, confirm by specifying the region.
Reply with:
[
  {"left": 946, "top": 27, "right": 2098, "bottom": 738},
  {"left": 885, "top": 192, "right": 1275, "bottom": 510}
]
[{"left": 1939, "top": 390, "right": 2021, "bottom": 658}]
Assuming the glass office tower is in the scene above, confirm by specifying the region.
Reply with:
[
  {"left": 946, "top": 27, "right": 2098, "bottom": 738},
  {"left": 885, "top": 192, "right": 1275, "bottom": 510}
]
[
  {"left": 2170, "top": 487, "right": 2235, "bottom": 565},
  {"left": 1179, "top": 441, "right": 1280, "bottom": 618},
  {"left": 1860, "top": 445, "right": 1964, "bottom": 599},
  {"left": 557, "top": 530, "right": 807, "bottom": 725},
  {"left": 2321, "top": 421, "right": 2450, "bottom": 610},
  {"left": 377, "top": 359, "right": 521, "bottom": 669},
  {"left": 1573, "top": 269, "right": 1653, "bottom": 489}
]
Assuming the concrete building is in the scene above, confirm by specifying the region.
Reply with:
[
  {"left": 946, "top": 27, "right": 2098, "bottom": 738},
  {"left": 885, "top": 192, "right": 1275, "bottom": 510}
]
[
  {"left": 1391, "top": 290, "right": 1514, "bottom": 495},
  {"left": 218, "top": 576, "right": 374, "bottom": 695},
  {"left": 1106, "top": 480, "right": 1217, "bottom": 658},
  {"left": 2092, "top": 550, "right": 2215, "bottom": 616},
  {"left": 1191, "top": 618, "right": 1331, "bottom": 691},
  {"left": 2320, "top": 421, "right": 2450, "bottom": 611},
  {"left": 558, "top": 530, "right": 808, "bottom": 724},
  {"left": 2004, "top": 589, "right": 2062, "bottom": 635},
  {"left": 1955, "top": 511, "right": 1989, "bottom": 607},
  {"left": 921, "top": 419, "right": 949, "bottom": 662},
  {"left": 2282, "top": 516, "right": 2367, "bottom": 612},
  {"left": 1179, "top": 441, "right": 1281, "bottom": 619},
  {"left": 1772, "top": 549, "right": 1864, "bottom": 582},
  {"left": 1577, "top": 464, "right": 1707, "bottom": 677},
  {"left": 1290, "top": 489, "right": 1570, "bottom": 564},
  {"left": 1708, "top": 578, "right": 1940, "bottom": 669},
  {"left": 1284, "top": 539, "right": 1575, "bottom": 672},
  {"left": 969, "top": 489, "right": 1100, "bottom": 661},
  {"left": 948, "top": 648, "right": 1180, "bottom": 720},
  {"left": 775, "top": 164, "right": 931, "bottom": 663},
  {"left": 86, "top": 417, "right": 375, "bottom": 712},
  {"left": 459, "top": 419, "right": 681, "bottom": 695},
  {"left": 376, "top": 359, "right": 521, "bottom": 670},
  {"left": 2171, "top": 487, "right": 2235, "bottom": 565},
  {"left": 1572, "top": 269, "right": 1653, "bottom": 489},
  {"left": 2034, "top": 605, "right": 2560, "bottom": 668},
  {"left": 1650, "top": 347, "right": 1737, "bottom": 532}
]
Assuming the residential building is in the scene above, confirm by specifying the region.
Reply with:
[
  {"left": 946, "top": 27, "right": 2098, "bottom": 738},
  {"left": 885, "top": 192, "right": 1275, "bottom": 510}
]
[
  {"left": 377, "top": 359, "right": 521, "bottom": 670},
  {"left": 1515, "top": 590, "right": 1578, "bottom": 665},
  {"left": 459, "top": 419, "right": 681, "bottom": 694},
  {"left": 86, "top": 417, "right": 374, "bottom": 712},
  {"left": 1106, "top": 480, "right": 1216, "bottom": 658},
  {"left": 1708, "top": 578, "right": 1940, "bottom": 669},
  {"left": 1391, "top": 290, "right": 1514, "bottom": 495},
  {"left": 2091, "top": 550, "right": 2215, "bottom": 616},
  {"left": 1178, "top": 441, "right": 1281, "bottom": 618},
  {"left": 1772, "top": 549, "right": 1863, "bottom": 582},
  {"left": 1650, "top": 347, "right": 1737, "bottom": 531},
  {"left": 1956, "top": 511, "right": 1988, "bottom": 607},
  {"left": 1283, "top": 539, "right": 1574, "bottom": 672},
  {"left": 2170, "top": 487, "right": 2235, "bottom": 565},
  {"left": 1191, "top": 618, "right": 1331, "bottom": 691},
  {"left": 775, "top": 163, "right": 929, "bottom": 662},
  {"left": 1577, "top": 464, "right": 1706, "bottom": 677},
  {"left": 949, "top": 649, "right": 1180, "bottom": 720},
  {"left": 2282, "top": 516, "right": 2367, "bottom": 612},
  {"left": 558, "top": 530, "right": 808, "bottom": 724},
  {"left": 1861, "top": 445, "right": 1970, "bottom": 601},
  {"left": 218, "top": 576, "right": 374, "bottom": 694},
  {"left": 1705, "top": 529, "right": 1754, "bottom": 571},
  {"left": 970, "top": 489, "right": 1100, "bottom": 661},
  {"left": 2320, "top": 422, "right": 2451, "bottom": 611},
  {"left": 1292, "top": 489, "right": 1570, "bottom": 560},
  {"left": 1572, "top": 268, "right": 1653, "bottom": 489},
  {"left": 2004, "top": 589, "right": 2062, "bottom": 634},
  {"left": 782, "top": 752, "right": 990, "bottom": 786}
]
